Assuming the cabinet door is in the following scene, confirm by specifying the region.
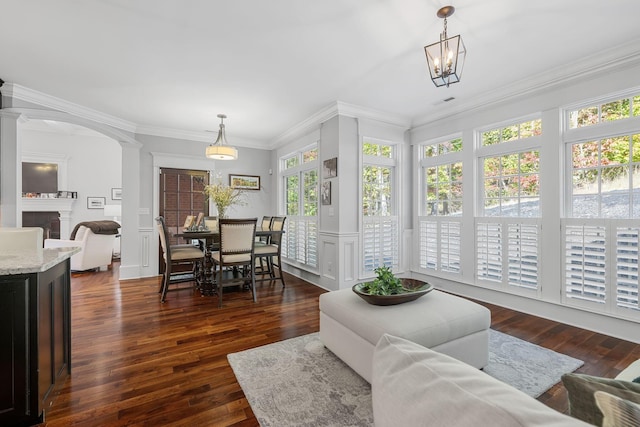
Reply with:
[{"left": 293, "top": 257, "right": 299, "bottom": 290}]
[
  {"left": 38, "top": 260, "right": 71, "bottom": 412},
  {"left": 0, "top": 276, "right": 30, "bottom": 423}
]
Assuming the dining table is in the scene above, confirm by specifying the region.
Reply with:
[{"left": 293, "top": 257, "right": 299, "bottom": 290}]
[{"left": 173, "top": 226, "right": 284, "bottom": 296}]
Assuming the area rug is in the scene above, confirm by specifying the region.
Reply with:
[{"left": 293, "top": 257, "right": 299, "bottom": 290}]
[{"left": 227, "top": 330, "right": 583, "bottom": 427}]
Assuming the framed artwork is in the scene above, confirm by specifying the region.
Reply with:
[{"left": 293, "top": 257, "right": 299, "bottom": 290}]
[
  {"left": 183, "top": 215, "right": 195, "bottom": 229},
  {"left": 111, "top": 187, "right": 122, "bottom": 200},
  {"left": 229, "top": 174, "right": 261, "bottom": 190},
  {"left": 87, "top": 197, "right": 106, "bottom": 209},
  {"left": 323, "top": 157, "right": 337, "bottom": 178},
  {"left": 321, "top": 181, "right": 331, "bottom": 205}
]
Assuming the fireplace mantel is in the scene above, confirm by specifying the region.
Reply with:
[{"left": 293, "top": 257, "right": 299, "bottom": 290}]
[{"left": 22, "top": 198, "right": 77, "bottom": 238}]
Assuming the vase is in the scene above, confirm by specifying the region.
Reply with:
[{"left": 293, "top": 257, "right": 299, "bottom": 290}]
[{"left": 352, "top": 278, "right": 433, "bottom": 306}]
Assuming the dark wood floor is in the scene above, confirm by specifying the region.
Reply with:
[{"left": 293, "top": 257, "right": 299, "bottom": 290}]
[{"left": 39, "top": 262, "right": 640, "bottom": 426}]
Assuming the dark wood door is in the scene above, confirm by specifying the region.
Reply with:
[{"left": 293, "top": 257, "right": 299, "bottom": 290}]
[{"left": 158, "top": 168, "right": 209, "bottom": 272}]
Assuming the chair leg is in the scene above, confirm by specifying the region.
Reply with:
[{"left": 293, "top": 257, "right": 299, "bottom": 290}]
[
  {"left": 160, "top": 272, "right": 170, "bottom": 303},
  {"left": 251, "top": 262, "right": 257, "bottom": 303},
  {"left": 217, "top": 264, "right": 223, "bottom": 308}
]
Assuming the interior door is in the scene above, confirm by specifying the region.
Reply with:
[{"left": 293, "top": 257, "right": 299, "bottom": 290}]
[{"left": 158, "top": 168, "right": 209, "bottom": 272}]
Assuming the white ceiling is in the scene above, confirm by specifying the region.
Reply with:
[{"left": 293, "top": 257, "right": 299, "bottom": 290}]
[{"left": 3, "top": 0, "right": 640, "bottom": 146}]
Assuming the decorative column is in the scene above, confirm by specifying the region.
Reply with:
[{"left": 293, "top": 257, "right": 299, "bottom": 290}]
[{"left": 0, "top": 111, "right": 23, "bottom": 226}]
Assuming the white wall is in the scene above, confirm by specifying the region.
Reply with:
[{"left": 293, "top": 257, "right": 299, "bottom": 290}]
[{"left": 20, "top": 125, "right": 122, "bottom": 235}]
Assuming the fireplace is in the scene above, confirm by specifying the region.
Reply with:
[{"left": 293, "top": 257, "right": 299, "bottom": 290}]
[
  {"left": 22, "top": 211, "right": 61, "bottom": 240},
  {"left": 21, "top": 198, "right": 76, "bottom": 238}
]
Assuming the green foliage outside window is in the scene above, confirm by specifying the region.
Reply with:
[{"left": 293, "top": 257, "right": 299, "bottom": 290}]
[
  {"left": 569, "top": 94, "right": 640, "bottom": 128},
  {"left": 424, "top": 138, "right": 462, "bottom": 157},
  {"left": 286, "top": 175, "right": 299, "bottom": 215},
  {"left": 363, "top": 142, "right": 393, "bottom": 158},
  {"left": 572, "top": 134, "right": 640, "bottom": 193},
  {"left": 303, "top": 170, "right": 318, "bottom": 216},
  {"left": 482, "top": 119, "right": 542, "bottom": 146},
  {"left": 363, "top": 165, "right": 392, "bottom": 216}
]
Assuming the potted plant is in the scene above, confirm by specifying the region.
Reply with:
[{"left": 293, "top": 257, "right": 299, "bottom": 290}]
[
  {"left": 203, "top": 181, "right": 246, "bottom": 219},
  {"left": 352, "top": 266, "right": 432, "bottom": 306}
]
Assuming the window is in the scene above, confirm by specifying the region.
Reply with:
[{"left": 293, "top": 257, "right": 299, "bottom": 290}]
[
  {"left": 569, "top": 135, "right": 640, "bottom": 218},
  {"left": 481, "top": 119, "right": 541, "bottom": 146},
  {"left": 362, "top": 139, "right": 398, "bottom": 273},
  {"left": 281, "top": 146, "right": 318, "bottom": 270},
  {"left": 476, "top": 117, "right": 542, "bottom": 292},
  {"left": 564, "top": 92, "right": 640, "bottom": 315},
  {"left": 568, "top": 93, "right": 640, "bottom": 129},
  {"left": 418, "top": 136, "right": 463, "bottom": 275},
  {"left": 482, "top": 151, "right": 540, "bottom": 217}
]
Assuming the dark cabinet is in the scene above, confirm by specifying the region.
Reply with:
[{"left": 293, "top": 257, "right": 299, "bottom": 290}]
[{"left": 0, "top": 259, "right": 71, "bottom": 427}]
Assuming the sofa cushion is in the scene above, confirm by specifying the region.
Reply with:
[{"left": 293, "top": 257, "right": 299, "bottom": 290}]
[
  {"left": 372, "top": 333, "right": 588, "bottom": 427},
  {"left": 562, "top": 373, "right": 640, "bottom": 426},
  {"left": 594, "top": 391, "right": 640, "bottom": 427}
]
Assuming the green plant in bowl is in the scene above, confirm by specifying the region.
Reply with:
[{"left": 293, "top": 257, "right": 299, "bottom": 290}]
[
  {"left": 360, "top": 266, "right": 405, "bottom": 296},
  {"left": 353, "top": 266, "right": 433, "bottom": 305}
]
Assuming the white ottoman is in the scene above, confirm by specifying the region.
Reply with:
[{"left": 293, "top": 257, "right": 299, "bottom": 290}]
[{"left": 319, "top": 288, "right": 491, "bottom": 383}]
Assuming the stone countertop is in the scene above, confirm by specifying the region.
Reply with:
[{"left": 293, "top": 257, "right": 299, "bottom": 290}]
[{"left": 0, "top": 247, "right": 81, "bottom": 275}]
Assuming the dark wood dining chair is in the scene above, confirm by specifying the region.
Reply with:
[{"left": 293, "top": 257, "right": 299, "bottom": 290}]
[
  {"left": 156, "top": 216, "right": 204, "bottom": 303},
  {"left": 202, "top": 216, "right": 220, "bottom": 251},
  {"left": 255, "top": 216, "right": 286, "bottom": 288},
  {"left": 211, "top": 218, "right": 258, "bottom": 308}
]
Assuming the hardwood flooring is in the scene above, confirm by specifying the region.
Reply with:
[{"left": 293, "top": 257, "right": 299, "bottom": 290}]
[{"left": 39, "top": 262, "right": 640, "bottom": 426}]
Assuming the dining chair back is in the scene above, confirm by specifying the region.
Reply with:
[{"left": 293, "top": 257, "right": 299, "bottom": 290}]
[
  {"left": 202, "top": 216, "right": 220, "bottom": 251},
  {"left": 156, "top": 216, "right": 204, "bottom": 302},
  {"left": 254, "top": 216, "right": 286, "bottom": 288},
  {"left": 211, "top": 218, "right": 258, "bottom": 308}
]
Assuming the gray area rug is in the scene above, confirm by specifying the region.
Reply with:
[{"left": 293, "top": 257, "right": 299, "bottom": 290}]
[{"left": 227, "top": 330, "right": 583, "bottom": 427}]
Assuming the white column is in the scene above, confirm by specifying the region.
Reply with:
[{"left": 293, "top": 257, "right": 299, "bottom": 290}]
[
  {"left": 118, "top": 142, "right": 142, "bottom": 280},
  {"left": 0, "top": 111, "right": 23, "bottom": 226}
]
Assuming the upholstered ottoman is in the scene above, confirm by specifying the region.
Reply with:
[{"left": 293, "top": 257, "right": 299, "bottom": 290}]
[{"left": 319, "top": 287, "right": 491, "bottom": 383}]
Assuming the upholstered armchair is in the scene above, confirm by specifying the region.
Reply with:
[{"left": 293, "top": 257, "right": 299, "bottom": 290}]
[{"left": 44, "top": 222, "right": 118, "bottom": 271}]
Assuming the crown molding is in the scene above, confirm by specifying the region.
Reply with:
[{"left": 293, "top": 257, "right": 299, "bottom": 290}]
[
  {"left": 135, "top": 125, "right": 268, "bottom": 150},
  {"left": 270, "top": 101, "right": 411, "bottom": 149},
  {"left": 412, "top": 38, "right": 640, "bottom": 131},
  {"left": 4, "top": 83, "right": 138, "bottom": 133}
]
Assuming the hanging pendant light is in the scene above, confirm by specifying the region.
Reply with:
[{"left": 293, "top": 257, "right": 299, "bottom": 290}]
[
  {"left": 205, "top": 114, "right": 238, "bottom": 160},
  {"left": 424, "top": 5, "right": 466, "bottom": 88}
]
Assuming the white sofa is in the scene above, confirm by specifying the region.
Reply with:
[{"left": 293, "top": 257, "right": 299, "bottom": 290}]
[
  {"left": 45, "top": 225, "right": 115, "bottom": 271},
  {"left": 372, "top": 334, "right": 591, "bottom": 426}
]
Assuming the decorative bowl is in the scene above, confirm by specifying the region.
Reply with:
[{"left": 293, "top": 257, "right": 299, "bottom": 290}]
[{"left": 352, "top": 278, "right": 433, "bottom": 306}]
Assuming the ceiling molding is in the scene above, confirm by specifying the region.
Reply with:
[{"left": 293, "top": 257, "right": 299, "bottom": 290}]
[
  {"left": 135, "top": 125, "right": 268, "bottom": 150},
  {"left": 412, "top": 39, "right": 640, "bottom": 131},
  {"left": 270, "top": 101, "right": 411, "bottom": 149},
  {"left": 5, "top": 83, "right": 138, "bottom": 133}
]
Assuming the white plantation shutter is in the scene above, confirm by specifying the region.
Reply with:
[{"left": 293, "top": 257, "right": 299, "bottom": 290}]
[
  {"left": 441, "top": 221, "right": 461, "bottom": 273},
  {"left": 477, "top": 222, "right": 502, "bottom": 282},
  {"left": 419, "top": 220, "right": 438, "bottom": 270},
  {"left": 477, "top": 219, "right": 540, "bottom": 290},
  {"left": 419, "top": 219, "right": 461, "bottom": 273},
  {"left": 615, "top": 226, "right": 639, "bottom": 311},
  {"left": 507, "top": 223, "right": 539, "bottom": 289},
  {"left": 564, "top": 224, "right": 607, "bottom": 304},
  {"left": 363, "top": 217, "right": 398, "bottom": 272},
  {"left": 282, "top": 218, "right": 318, "bottom": 268}
]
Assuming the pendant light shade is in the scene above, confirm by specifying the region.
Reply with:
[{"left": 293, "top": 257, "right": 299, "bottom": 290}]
[{"left": 206, "top": 114, "right": 238, "bottom": 160}]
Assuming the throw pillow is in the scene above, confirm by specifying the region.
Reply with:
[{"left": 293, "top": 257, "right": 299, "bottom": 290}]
[
  {"left": 562, "top": 373, "right": 640, "bottom": 426},
  {"left": 372, "top": 334, "right": 589, "bottom": 427},
  {"left": 594, "top": 391, "right": 640, "bottom": 427}
]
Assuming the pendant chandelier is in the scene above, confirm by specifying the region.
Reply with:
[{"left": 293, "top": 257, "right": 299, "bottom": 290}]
[
  {"left": 424, "top": 5, "right": 466, "bottom": 88},
  {"left": 205, "top": 114, "right": 238, "bottom": 160}
]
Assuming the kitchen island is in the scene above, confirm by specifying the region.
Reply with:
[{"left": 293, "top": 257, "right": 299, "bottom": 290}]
[{"left": 0, "top": 247, "right": 79, "bottom": 427}]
